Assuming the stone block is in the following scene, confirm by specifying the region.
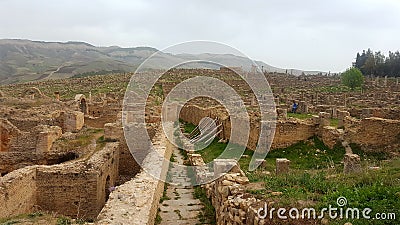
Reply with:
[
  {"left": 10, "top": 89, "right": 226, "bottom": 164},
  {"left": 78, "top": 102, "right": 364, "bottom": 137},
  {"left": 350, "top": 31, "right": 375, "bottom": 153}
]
[
  {"left": 213, "top": 159, "right": 238, "bottom": 178},
  {"left": 319, "top": 112, "right": 331, "bottom": 127},
  {"left": 35, "top": 126, "right": 62, "bottom": 153},
  {"left": 61, "top": 111, "right": 84, "bottom": 132},
  {"left": 277, "top": 108, "right": 287, "bottom": 120},
  {"left": 343, "top": 153, "right": 362, "bottom": 174},
  {"left": 276, "top": 158, "right": 290, "bottom": 175}
]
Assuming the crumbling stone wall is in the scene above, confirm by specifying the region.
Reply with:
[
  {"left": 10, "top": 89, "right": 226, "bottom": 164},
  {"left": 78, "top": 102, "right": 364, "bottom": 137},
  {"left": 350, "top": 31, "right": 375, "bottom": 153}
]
[
  {"left": 85, "top": 100, "right": 122, "bottom": 128},
  {"left": 320, "top": 126, "right": 342, "bottom": 149},
  {"left": 179, "top": 105, "right": 317, "bottom": 150},
  {"left": 180, "top": 104, "right": 400, "bottom": 154},
  {"left": 187, "top": 153, "right": 273, "bottom": 225},
  {"left": 36, "top": 142, "right": 119, "bottom": 219},
  {"left": 272, "top": 120, "right": 316, "bottom": 149},
  {"left": 35, "top": 125, "right": 63, "bottom": 153},
  {"left": 0, "top": 119, "right": 20, "bottom": 152},
  {"left": 0, "top": 166, "right": 37, "bottom": 217},
  {"left": 0, "top": 143, "right": 120, "bottom": 220},
  {"left": 345, "top": 117, "right": 400, "bottom": 152},
  {"left": 0, "top": 152, "right": 78, "bottom": 175},
  {"left": 59, "top": 111, "right": 84, "bottom": 132}
]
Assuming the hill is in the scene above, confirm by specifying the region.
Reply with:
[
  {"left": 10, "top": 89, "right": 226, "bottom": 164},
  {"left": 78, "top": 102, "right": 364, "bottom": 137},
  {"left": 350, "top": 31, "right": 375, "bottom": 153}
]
[{"left": 0, "top": 39, "right": 325, "bottom": 84}]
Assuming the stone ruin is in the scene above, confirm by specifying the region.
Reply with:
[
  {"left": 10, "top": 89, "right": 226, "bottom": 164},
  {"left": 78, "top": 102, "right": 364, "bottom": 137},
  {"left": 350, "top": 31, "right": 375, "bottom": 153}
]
[
  {"left": 0, "top": 87, "right": 145, "bottom": 221},
  {"left": 0, "top": 68, "right": 399, "bottom": 224}
]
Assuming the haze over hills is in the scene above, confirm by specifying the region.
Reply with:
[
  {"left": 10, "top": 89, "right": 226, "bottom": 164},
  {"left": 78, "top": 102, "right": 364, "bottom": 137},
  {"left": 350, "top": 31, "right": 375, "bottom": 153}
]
[{"left": 0, "top": 39, "right": 326, "bottom": 84}]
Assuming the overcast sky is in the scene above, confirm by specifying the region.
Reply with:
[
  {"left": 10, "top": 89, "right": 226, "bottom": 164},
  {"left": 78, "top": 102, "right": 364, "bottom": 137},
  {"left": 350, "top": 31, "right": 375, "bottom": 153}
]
[{"left": 1, "top": 0, "right": 399, "bottom": 72}]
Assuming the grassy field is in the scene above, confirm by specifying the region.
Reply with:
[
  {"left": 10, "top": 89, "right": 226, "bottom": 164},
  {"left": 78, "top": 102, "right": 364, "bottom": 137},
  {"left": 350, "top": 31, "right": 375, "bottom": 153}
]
[{"left": 287, "top": 112, "right": 315, "bottom": 120}]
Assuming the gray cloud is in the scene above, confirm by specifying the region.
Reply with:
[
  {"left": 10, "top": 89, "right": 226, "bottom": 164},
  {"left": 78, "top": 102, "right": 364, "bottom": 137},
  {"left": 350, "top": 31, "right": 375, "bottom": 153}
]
[{"left": 1, "top": 0, "right": 399, "bottom": 72}]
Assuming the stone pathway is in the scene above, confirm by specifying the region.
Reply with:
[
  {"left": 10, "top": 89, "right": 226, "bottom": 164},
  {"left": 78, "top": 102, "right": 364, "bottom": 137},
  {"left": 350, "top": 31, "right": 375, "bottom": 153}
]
[{"left": 159, "top": 148, "right": 204, "bottom": 225}]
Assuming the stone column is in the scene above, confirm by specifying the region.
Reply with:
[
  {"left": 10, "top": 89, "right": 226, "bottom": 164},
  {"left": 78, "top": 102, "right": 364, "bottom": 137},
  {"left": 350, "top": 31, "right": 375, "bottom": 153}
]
[
  {"left": 343, "top": 153, "right": 362, "bottom": 174},
  {"left": 276, "top": 158, "right": 290, "bottom": 175},
  {"left": 331, "top": 107, "right": 337, "bottom": 119},
  {"left": 337, "top": 110, "right": 350, "bottom": 128},
  {"left": 89, "top": 91, "right": 92, "bottom": 103},
  {"left": 298, "top": 101, "right": 308, "bottom": 114}
]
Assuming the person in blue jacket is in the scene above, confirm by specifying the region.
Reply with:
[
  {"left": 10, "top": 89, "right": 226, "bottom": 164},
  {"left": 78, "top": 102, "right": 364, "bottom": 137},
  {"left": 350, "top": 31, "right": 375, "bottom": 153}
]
[{"left": 291, "top": 100, "right": 298, "bottom": 113}]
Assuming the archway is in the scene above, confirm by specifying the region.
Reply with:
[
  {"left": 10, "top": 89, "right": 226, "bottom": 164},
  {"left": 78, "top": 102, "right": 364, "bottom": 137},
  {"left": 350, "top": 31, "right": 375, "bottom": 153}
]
[
  {"left": 74, "top": 94, "right": 89, "bottom": 114},
  {"left": 80, "top": 98, "right": 87, "bottom": 114}
]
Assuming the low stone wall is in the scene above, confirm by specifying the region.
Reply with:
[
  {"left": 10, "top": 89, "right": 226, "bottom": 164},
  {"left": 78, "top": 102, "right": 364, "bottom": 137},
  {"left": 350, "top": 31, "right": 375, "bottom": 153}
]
[
  {"left": 97, "top": 126, "right": 174, "bottom": 225},
  {"left": 272, "top": 120, "right": 317, "bottom": 149},
  {"left": 187, "top": 153, "right": 280, "bottom": 225},
  {"left": 345, "top": 117, "right": 400, "bottom": 152},
  {"left": 349, "top": 107, "right": 400, "bottom": 120}
]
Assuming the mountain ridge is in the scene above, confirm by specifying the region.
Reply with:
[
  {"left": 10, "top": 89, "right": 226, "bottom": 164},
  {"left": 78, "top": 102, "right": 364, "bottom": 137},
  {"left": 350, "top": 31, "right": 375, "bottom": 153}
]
[{"left": 0, "top": 39, "right": 326, "bottom": 84}]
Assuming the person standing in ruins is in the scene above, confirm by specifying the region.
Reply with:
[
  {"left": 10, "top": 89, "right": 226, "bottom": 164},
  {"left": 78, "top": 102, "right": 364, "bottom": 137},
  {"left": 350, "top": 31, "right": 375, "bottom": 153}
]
[{"left": 291, "top": 100, "right": 298, "bottom": 113}]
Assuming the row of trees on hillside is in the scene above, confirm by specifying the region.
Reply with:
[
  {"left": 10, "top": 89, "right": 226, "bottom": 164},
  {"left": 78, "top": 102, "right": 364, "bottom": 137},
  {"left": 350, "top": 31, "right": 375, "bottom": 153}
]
[{"left": 354, "top": 49, "right": 400, "bottom": 77}]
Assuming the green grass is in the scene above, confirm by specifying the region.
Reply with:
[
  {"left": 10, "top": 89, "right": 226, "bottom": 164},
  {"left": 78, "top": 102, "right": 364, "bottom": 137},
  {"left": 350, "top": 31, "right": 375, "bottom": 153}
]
[
  {"left": 181, "top": 120, "right": 196, "bottom": 134},
  {"left": 288, "top": 113, "right": 315, "bottom": 120},
  {"left": 195, "top": 134, "right": 345, "bottom": 174},
  {"left": 0, "top": 212, "right": 45, "bottom": 224},
  {"left": 56, "top": 216, "right": 71, "bottom": 225},
  {"left": 194, "top": 186, "right": 216, "bottom": 224},
  {"left": 154, "top": 209, "right": 162, "bottom": 225},
  {"left": 350, "top": 143, "right": 391, "bottom": 161},
  {"left": 330, "top": 118, "right": 339, "bottom": 127},
  {"left": 316, "top": 85, "right": 351, "bottom": 93}
]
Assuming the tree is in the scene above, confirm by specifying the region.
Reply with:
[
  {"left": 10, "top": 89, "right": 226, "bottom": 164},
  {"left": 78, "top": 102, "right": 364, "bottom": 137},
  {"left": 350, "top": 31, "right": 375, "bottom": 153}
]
[
  {"left": 341, "top": 67, "right": 364, "bottom": 90},
  {"left": 354, "top": 49, "right": 400, "bottom": 77}
]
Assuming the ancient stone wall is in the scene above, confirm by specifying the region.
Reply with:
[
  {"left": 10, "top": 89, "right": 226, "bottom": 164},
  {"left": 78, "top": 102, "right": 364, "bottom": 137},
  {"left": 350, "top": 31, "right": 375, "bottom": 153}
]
[
  {"left": 97, "top": 127, "right": 174, "bottom": 225},
  {"left": 0, "top": 119, "right": 20, "bottom": 152},
  {"left": 179, "top": 105, "right": 317, "bottom": 150},
  {"left": 36, "top": 142, "right": 119, "bottom": 220},
  {"left": 188, "top": 153, "right": 274, "bottom": 225},
  {"left": 272, "top": 120, "right": 317, "bottom": 149},
  {"left": 85, "top": 101, "right": 122, "bottom": 128},
  {"left": 0, "top": 152, "right": 78, "bottom": 175},
  {"left": 180, "top": 104, "right": 399, "bottom": 154},
  {"left": 320, "top": 126, "right": 342, "bottom": 149},
  {"left": 60, "top": 111, "right": 85, "bottom": 132},
  {"left": 345, "top": 117, "right": 400, "bottom": 152},
  {"left": 0, "top": 143, "right": 120, "bottom": 220},
  {"left": 0, "top": 166, "right": 37, "bottom": 218}
]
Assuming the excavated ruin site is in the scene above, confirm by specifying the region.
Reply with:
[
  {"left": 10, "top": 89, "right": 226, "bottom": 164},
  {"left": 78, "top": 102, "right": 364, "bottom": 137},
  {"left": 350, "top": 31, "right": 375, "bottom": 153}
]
[{"left": 0, "top": 68, "right": 399, "bottom": 225}]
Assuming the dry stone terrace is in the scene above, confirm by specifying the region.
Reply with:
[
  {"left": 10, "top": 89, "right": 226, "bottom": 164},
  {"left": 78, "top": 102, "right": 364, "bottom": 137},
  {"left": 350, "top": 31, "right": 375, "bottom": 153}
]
[{"left": 0, "top": 68, "right": 399, "bottom": 224}]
